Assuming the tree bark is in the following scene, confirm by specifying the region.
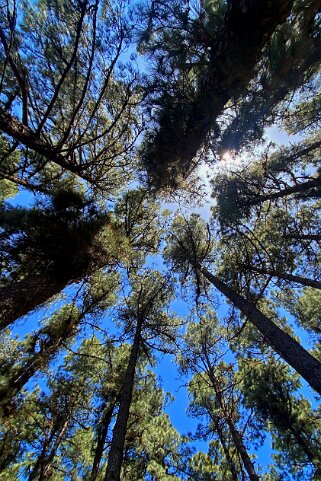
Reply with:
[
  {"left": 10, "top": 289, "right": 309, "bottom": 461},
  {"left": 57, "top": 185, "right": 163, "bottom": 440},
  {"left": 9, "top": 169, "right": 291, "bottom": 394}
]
[
  {"left": 197, "top": 263, "right": 321, "bottom": 396},
  {"left": 104, "top": 317, "right": 143, "bottom": 481},
  {"left": 28, "top": 418, "right": 70, "bottom": 481},
  {"left": 0, "top": 275, "right": 67, "bottom": 331},
  {"left": 212, "top": 418, "right": 239, "bottom": 481}
]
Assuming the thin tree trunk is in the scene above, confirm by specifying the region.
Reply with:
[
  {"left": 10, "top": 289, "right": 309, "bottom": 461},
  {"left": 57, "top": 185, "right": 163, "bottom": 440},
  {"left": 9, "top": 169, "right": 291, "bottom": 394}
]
[
  {"left": 197, "top": 263, "right": 321, "bottom": 395},
  {"left": 28, "top": 417, "right": 70, "bottom": 481},
  {"left": 90, "top": 395, "right": 117, "bottom": 481},
  {"left": 104, "top": 317, "right": 143, "bottom": 481},
  {"left": 206, "top": 364, "right": 260, "bottom": 481},
  {"left": 0, "top": 275, "right": 67, "bottom": 331},
  {"left": 212, "top": 418, "right": 239, "bottom": 481},
  {"left": 0, "top": 316, "right": 77, "bottom": 407},
  {"left": 248, "top": 266, "right": 321, "bottom": 290},
  {"left": 38, "top": 419, "right": 70, "bottom": 481}
]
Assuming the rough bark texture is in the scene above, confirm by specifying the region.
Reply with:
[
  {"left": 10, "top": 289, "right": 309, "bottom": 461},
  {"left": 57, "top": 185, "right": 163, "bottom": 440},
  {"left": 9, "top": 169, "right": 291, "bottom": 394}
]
[
  {"left": 143, "top": 0, "right": 295, "bottom": 187},
  {"left": 0, "top": 276, "right": 67, "bottom": 331},
  {"left": 104, "top": 318, "right": 143, "bottom": 481},
  {"left": 198, "top": 264, "right": 321, "bottom": 396}
]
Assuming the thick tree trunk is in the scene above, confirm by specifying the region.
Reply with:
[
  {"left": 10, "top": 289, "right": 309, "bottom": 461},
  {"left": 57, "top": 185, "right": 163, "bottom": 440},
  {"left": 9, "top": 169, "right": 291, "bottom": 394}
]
[
  {"left": 104, "top": 317, "right": 143, "bottom": 481},
  {"left": 197, "top": 263, "right": 321, "bottom": 395},
  {"left": 248, "top": 266, "right": 321, "bottom": 290},
  {"left": 90, "top": 395, "right": 117, "bottom": 481},
  {"left": 144, "top": 0, "right": 295, "bottom": 186},
  {"left": 0, "top": 275, "right": 67, "bottom": 331}
]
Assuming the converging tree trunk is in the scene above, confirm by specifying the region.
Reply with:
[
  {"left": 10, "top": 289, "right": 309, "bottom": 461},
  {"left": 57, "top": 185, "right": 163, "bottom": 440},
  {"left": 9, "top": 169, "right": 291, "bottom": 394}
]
[
  {"left": 90, "top": 393, "right": 118, "bottom": 481},
  {"left": 197, "top": 263, "right": 321, "bottom": 395},
  {"left": 104, "top": 317, "right": 143, "bottom": 481},
  {"left": 205, "top": 363, "right": 260, "bottom": 481}
]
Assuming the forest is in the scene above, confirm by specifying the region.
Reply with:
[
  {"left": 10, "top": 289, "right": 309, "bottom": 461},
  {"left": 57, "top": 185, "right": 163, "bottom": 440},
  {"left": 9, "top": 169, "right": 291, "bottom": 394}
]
[{"left": 0, "top": 0, "right": 321, "bottom": 479}]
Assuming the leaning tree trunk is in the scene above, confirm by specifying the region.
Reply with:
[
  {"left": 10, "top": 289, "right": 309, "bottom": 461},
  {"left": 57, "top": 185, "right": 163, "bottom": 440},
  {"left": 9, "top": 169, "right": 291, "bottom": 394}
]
[
  {"left": 0, "top": 315, "right": 79, "bottom": 407},
  {"left": 28, "top": 418, "right": 70, "bottom": 481},
  {"left": 197, "top": 263, "right": 321, "bottom": 396},
  {"left": 0, "top": 275, "right": 67, "bottom": 331},
  {"left": 104, "top": 317, "right": 143, "bottom": 481},
  {"left": 211, "top": 417, "right": 239, "bottom": 481}
]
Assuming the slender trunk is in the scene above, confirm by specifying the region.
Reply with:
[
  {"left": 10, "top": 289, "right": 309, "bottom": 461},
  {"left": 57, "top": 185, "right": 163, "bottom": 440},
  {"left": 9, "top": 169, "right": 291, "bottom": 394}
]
[
  {"left": 38, "top": 419, "right": 69, "bottom": 481},
  {"left": 289, "top": 426, "right": 319, "bottom": 467},
  {"left": 0, "top": 275, "right": 68, "bottom": 331},
  {"left": 248, "top": 266, "right": 321, "bottom": 290},
  {"left": 104, "top": 317, "right": 143, "bottom": 481},
  {"left": 0, "top": 316, "right": 77, "bottom": 406},
  {"left": 90, "top": 396, "right": 117, "bottom": 481},
  {"left": 28, "top": 417, "right": 70, "bottom": 481},
  {"left": 197, "top": 264, "right": 321, "bottom": 395},
  {"left": 212, "top": 418, "right": 239, "bottom": 481},
  {"left": 206, "top": 366, "right": 260, "bottom": 481}
]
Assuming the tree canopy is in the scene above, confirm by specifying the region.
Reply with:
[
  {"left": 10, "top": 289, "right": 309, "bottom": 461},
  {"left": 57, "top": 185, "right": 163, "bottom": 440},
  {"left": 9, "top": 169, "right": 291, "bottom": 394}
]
[{"left": 1, "top": 1, "right": 321, "bottom": 480}]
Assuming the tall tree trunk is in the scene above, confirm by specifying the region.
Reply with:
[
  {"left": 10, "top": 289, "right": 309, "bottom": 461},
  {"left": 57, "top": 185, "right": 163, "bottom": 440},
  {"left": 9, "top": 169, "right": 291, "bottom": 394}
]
[
  {"left": 206, "top": 364, "right": 260, "bottom": 481},
  {"left": 104, "top": 317, "right": 143, "bottom": 481},
  {"left": 248, "top": 266, "right": 321, "bottom": 290},
  {"left": 197, "top": 263, "right": 321, "bottom": 395},
  {"left": 0, "top": 275, "right": 67, "bottom": 331},
  {"left": 90, "top": 394, "right": 118, "bottom": 481}
]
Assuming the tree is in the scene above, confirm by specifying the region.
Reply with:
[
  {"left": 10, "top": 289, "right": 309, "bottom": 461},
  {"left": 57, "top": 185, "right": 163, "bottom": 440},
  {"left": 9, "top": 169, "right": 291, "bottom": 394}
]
[
  {"left": 181, "top": 312, "right": 261, "bottom": 481},
  {"left": 0, "top": 0, "right": 140, "bottom": 194},
  {"left": 1, "top": 1, "right": 321, "bottom": 480},
  {"left": 139, "top": 0, "right": 320, "bottom": 189},
  {"left": 165, "top": 214, "right": 321, "bottom": 395},
  {"left": 105, "top": 269, "right": 179, "bottom": 481},
  {"left": 239, "top": 356, "right": 321, "bottom": 479}
]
